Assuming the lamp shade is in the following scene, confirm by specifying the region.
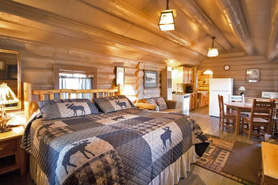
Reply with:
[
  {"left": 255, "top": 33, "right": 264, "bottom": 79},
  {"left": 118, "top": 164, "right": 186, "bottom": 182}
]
[
  {"left": 159, "top": 9, "right": 175, "bottom": 31},
  {"left": 238, "top": 86, "right": 246, "bottom": 91},
  {"left": 207, "top": 36, "right": 219, "bottom": 57},
  {"left": 207, "top": 48, "right": 219, "bottom": 57},
  {"left": 0, "top": 83, "right": 19, "bottom": 105}
]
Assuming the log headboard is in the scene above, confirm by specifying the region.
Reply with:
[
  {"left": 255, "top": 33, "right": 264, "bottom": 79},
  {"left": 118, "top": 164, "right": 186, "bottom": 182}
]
[{"left": 23, "top": 82, "right": 121, "bottom": 121}]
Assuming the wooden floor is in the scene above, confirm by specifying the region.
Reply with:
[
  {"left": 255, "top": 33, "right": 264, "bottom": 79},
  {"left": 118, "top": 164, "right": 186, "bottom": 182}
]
[
  {"left": 0, "top": 106, "right": 264, "bottom": 185},
  {"left": 178, "top": 106, "right": 262, "bottom": 185}
]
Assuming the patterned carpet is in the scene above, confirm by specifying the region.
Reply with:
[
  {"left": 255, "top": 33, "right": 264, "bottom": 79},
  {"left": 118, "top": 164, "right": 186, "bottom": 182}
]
[{"left": 196, "top": 135, "right": 261, "bottom": 185}]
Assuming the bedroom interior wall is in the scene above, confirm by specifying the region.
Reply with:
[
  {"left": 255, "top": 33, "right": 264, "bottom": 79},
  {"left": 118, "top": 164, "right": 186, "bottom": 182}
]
[
  {"left": 0, "top": 39, "right": 166, "bottom": 102},
  {"left": 198, "top": 54, "right": 278, "bottom": 97}
]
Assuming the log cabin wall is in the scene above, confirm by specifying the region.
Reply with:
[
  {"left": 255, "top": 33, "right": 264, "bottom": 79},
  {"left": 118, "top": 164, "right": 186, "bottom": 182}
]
[
  {"left": 198, "top": 54, "right": 278, "bottom": 97},
  {"left": 1, "top": 39, "right": 165, "bottom": 102}
]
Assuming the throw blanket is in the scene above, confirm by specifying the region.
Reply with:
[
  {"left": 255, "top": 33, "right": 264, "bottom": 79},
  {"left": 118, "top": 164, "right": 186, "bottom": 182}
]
[{"left": 22, "top": 108, "right": 209, "bottom": 185}]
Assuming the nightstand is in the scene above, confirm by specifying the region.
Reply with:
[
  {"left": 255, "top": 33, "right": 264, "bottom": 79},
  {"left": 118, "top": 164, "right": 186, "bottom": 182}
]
[{"left": 0, "top": 125, "right": 27, "bottom": 176}]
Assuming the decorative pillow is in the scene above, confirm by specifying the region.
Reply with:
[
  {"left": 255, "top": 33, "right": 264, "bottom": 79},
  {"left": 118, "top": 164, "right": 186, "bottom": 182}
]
[
  {"left": 144, "top": 98, "right": 158, "bottom": 106},
  {"left": 155, "top": 97, "right": 167, "bottom": 111},
  {"left": 38, "top": 99, "right": 99, "bottom": 120},
  {"left": 144, "top": 98, "right": 159, "bottom": 111},
  {"left": 94, "top": 95, "right": 135, "bottom": 113}
]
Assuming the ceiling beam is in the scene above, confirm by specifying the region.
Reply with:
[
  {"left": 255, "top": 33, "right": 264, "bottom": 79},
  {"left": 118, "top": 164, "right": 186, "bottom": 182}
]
[
  {"left": 80, "top": 0, "right": 208, "bottom": 56},
  {"left": 267, "top": 0, "right": 278, "bottom": 61},
  {"left": 172, "top": 0, "right": 232, "bottom": 51},
  {"left": 0, "top": 1, "right": 199, "bottom": 65},
  {"left": 216, "top": 0, "right": 255, "bottom": 55}
]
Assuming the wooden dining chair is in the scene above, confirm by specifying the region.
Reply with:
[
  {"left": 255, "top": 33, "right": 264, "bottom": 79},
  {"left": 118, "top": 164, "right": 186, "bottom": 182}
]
[
  {"left": 242, "top": 99, "right": 275, "bottom": 140},
  {"left": 218, "top": 95, "right": 236, "bottom": 130}
]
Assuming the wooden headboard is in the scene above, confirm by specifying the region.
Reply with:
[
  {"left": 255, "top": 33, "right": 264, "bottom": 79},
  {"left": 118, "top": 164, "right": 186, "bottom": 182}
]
[{"left": 23, "top": 82, "right": 121, "bottom": 121}]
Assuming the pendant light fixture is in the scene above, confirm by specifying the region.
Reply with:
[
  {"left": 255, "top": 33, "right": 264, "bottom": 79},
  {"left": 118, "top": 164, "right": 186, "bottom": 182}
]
[
  {"left": 207, "top": 36, "right": 219, "bottom": 57},
  {"left": 159, "top": 0, "right": 176, "bottom": 31}
]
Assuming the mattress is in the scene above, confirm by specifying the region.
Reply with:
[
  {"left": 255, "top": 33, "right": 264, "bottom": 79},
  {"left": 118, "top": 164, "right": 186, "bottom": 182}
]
[{"left": 22, "top": 108, "right": 208, "bottom": 185}]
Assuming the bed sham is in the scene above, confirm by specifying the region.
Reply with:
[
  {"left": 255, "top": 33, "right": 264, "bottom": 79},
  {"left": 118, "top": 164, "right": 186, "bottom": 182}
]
[
  {"left": 38, "top": 99, "right": 99, "bottom": 120},
  {"left": 94, "top": 95, "right": 135, "bottom": 113}
]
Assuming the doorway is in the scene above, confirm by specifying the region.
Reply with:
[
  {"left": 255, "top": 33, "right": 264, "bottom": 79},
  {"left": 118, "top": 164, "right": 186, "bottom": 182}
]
[{"left": 196, "top": 70, "right": 213, "bottom": 113}]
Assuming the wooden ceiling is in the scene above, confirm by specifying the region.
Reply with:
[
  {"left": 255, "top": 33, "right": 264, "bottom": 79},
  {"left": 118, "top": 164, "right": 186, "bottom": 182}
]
[{"left": 0, "top": 0, "right": 276, "bottom": 66}]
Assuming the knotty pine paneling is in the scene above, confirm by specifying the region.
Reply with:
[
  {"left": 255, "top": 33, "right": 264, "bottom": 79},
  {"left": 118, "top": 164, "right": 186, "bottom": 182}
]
[
  {"left": 3, "top": 40, "right": 165, "bottom": 102},
  {"left": 198, "top": 55, "right": 278, "bottom": 97}
]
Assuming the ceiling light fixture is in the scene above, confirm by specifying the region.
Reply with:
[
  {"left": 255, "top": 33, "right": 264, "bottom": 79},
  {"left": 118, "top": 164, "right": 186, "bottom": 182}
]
[
  {"left": 203, "top": 70, "right": 213, "bottom": 75},
  {"left": 207, "top": 36, "right": 219, "bottom": 57},
  {"left": 159, "top": 0, "right": 176, "bottom": 31}
]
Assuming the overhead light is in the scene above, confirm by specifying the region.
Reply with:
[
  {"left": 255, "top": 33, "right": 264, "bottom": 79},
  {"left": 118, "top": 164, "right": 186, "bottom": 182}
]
[
  {"left": 159, "top": 0, "right": 176, "bottom": 31},
  {"left": 169, "top": 60, "right": 174, "bottom": 63},
  {"left": 203, "top": 70, "right": 213, "bottom": 74},
  {"left": 207, "top": 36, "right": 219, "bottom": 57}
]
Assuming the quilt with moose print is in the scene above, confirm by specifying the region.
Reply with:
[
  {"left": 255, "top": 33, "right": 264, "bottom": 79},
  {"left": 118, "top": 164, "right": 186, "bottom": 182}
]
[{"left": 22, "top": 108, "right": 209, "bottom": 185}]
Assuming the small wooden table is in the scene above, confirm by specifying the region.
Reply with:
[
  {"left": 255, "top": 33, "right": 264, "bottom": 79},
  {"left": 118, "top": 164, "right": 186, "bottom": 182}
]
[
  {"left": 261, "top": 142, "right": 278, "bottom": 185},
  {"left": 224, "top": 101, "right": 252, "bottom": 135},
  {"left": 0, "top": 125, "right": 27, "bottom": 176}
]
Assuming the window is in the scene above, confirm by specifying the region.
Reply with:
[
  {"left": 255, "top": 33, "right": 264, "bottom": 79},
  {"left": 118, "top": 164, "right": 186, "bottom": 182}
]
[
  {"left": 59, "top": 73, "right": 93, "bottom": 99},
  {"left": 54, "top": 64, "right": 97, "bottom": 99}
]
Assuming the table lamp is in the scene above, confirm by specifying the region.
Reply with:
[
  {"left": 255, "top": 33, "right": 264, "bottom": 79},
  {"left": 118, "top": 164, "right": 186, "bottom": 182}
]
[
  {"left": 238, "top": 86, "right": 246, "bottom": 96},
  {"left": 0, "top": 83, "right": 19, "bottom": 133}
]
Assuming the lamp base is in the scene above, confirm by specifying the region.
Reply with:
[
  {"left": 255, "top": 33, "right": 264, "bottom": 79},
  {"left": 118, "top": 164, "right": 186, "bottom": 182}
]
[
  {"left": 0, "top": 127, "right": 12, "bottom": 133},
  {"left": 240, "top": 92, "right": 244, "bottom": 96}
]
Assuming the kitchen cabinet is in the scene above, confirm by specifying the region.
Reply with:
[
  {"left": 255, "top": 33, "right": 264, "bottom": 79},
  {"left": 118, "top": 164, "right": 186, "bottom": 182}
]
[
  {"left": 198, "top": 91, "right": 209, "bottom": 108},
  {"left": 190, "top": 93, "right": 196, "bottom": 110},
  {"left": 177, "top": 67, "right": 194, "bottom": 84}
]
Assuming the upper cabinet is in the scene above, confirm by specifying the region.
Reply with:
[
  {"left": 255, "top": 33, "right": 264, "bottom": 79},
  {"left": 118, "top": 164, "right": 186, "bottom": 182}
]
[{"left": 176, "top": 66, "right": 194, "bottom": 84}]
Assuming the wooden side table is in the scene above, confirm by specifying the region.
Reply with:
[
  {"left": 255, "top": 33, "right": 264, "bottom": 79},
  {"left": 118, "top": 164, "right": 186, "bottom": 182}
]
[
  {"left": 0, "top": 125, "right": 27, "bottom": 176},
  {"left": 261, "top": 142, "right": 278, "bottom": 185}
]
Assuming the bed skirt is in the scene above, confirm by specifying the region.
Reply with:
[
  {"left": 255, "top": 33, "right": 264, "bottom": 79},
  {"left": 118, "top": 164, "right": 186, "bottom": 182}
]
[{"left": 30, "top": 145, "right": 196, "bottom": 185}]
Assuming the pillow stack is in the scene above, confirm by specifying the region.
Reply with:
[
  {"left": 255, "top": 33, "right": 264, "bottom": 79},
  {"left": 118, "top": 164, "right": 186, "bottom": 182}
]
[{"left": 144, "top": 97, "right": 167, "bottom": 111}]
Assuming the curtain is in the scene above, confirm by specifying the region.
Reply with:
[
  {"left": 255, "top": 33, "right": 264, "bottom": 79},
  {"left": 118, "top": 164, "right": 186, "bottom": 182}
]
[{"left": 59, "top": 77, "right": 92, "bottom": 99}]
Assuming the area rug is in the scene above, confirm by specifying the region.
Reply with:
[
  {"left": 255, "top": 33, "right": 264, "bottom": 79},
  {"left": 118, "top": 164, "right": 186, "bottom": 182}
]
[{"left": 196, "top": 135, "right": 261, "bottom": 184}]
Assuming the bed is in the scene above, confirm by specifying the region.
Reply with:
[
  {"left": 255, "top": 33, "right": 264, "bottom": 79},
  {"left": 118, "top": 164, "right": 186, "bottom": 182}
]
[{"left": 22, "top": 82, "right": 209, "bottom": 185}]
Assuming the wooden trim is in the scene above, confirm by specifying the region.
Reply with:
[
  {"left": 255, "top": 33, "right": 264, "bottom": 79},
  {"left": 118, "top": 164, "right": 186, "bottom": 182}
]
[{"left": 24, "top": 82, "right": 121, "bottom": 121}]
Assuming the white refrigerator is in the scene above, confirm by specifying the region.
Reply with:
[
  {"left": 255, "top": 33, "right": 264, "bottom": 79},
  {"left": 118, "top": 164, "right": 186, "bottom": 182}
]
[{"left": 209, "top": 78, "right": 233, "bottom": 117}]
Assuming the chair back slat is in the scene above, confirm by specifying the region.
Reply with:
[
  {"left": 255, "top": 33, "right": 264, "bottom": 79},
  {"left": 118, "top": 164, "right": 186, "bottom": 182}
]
[
  {"left": 250, "top": 99, "right": 276, "bottom": 124},
  {"left": 218, "top": 95, "right": 225, "bottom": 117}
]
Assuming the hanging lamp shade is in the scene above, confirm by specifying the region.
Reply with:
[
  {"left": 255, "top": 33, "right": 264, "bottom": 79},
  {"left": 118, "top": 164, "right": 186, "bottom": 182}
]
[
  {"left": 207, "top": 36, "right": 219, "bottom": 57},
  {"left": 159, "top": 0, "right": 176, "bottom": 31}
]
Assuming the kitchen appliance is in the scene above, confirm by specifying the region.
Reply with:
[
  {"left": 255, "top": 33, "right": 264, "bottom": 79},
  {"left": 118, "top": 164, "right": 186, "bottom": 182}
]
[
  {"left": 185, "top": 85, "right": 193, "bottom": 93},
  {"left": 172, "top": 94, "right": 190, "bottom": 116},
  {"left": 209, "top": 78, "right": 233, "bottom": 117}
]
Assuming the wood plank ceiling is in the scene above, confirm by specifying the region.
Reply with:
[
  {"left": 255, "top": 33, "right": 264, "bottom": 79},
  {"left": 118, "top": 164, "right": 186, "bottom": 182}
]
[{"left": 0, "top": 0, "right": 276, "bottom": 66}]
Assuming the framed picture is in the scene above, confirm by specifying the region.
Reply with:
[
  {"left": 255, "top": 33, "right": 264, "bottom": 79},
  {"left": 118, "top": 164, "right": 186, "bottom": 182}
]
[
  {"left": 246, "top": 69, "right": 260, "bottom": 83},
  {"left": 144, "top": 70, "right": 157, "bottom": 88},
  {"left": 115, "top": 67, "right": 125, "bottom": 86},
  {"left": 0, "top": 60, "right": 5, "bottom": 70}
]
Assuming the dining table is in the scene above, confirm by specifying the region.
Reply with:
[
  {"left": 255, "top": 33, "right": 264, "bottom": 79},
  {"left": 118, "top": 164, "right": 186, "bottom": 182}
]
[{"left": 224, "top": 101, "right": 252, "bottom": 135}]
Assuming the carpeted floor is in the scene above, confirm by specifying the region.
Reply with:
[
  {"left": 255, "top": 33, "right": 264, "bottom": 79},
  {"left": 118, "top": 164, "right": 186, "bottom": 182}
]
[{"left": 196, "top": 135, "right": 261, "bottom": 185}]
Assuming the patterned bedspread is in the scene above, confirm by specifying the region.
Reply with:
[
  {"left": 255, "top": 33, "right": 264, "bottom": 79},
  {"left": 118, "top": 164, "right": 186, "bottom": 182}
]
[{"left": 22, "top": 108, "right": 209, "bottom": 185}]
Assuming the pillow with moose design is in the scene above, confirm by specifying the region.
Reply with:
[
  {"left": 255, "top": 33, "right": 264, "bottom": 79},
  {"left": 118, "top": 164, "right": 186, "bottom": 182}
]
[
  {"left": 94, "top": 95, "right": 135, "bottom": 113},
  {"left": 38, "top": 99, "right": 99, "bottom": 121}
]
